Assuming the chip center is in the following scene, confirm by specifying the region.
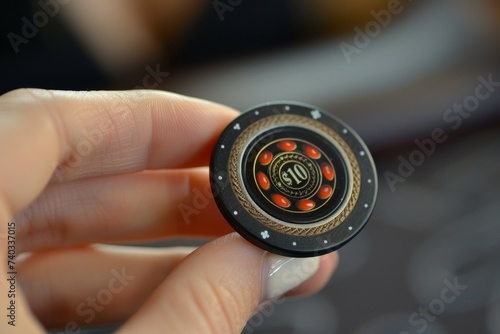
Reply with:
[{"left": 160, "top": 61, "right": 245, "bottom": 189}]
[
  {"left": 246, "top": 132, "right": 342, "bottom": 221},
  {"left": 270, "top": 152, "right": 319, "bottom": 198}
]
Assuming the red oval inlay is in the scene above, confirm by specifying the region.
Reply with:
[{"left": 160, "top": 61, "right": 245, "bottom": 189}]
[
  {"left": 297, "top": 199, "right": 316, "bottom": 211},
  {"left": 258, "top": 151, "right": 273, "bottom": 165},
  {"left": 278, "top": 140, "right": 297, "bottom": 151},
  {"left": 322, "top": 163, "right": 334, "bottom": 181},
  {"left": 272, "top": 194, "right": 291, "bottom": 208},
  {"left": 257, "top": 172, "right": 270, "bottom": 190},
  {"left": 304, "top": 145, "right": 321, "bottom": 159},
  {"left": 318, "top": 185, "right": 333, "bottom": 199}
]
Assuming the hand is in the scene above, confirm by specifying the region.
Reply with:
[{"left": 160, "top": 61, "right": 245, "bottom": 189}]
[{"left": 0, "top": 89, "right": 337, "bottom": 334}]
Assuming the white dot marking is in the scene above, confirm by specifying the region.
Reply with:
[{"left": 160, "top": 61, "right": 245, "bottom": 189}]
[
  {"left": 221, "top": 145, "right": 225, "bottom": 149},
  {"left": 255, "top": 111, "right": 259, "bottom": 115},
  {"left": 233, "top": 211, "right": 238, "bottom": 215},
  {"left": 368, "top": 179, "right": 372, "bottom": 183},
  {"left": 323, "top": 240, "right": 328, "bottom": 244},
  {"left": 360, "top": 151, "right": 366, "bottom": 156},
  {"left": 292, "top": 241, "right": 297, "bottom": 246},
  {"left": 261, "top": 230, "right": 270, "bottom": 239},
  {"left": 348, "top": 226, "right": 353, "bottom": 231},
  {"left": 285, "top": 106, "right": 290, "bottom": 111},
  {"left": 342, "top": 128, "right": 348, "bottom": 134},
  {"left": 218, "top": 176, "right": 223, "bottom": 180},
  {"left": 364, "top": 203, "right": 369, "bottom": 208}
]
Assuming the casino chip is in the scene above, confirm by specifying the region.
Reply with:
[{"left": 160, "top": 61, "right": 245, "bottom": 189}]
[{"left": 210, "top": 102, "right": 377, "bottom": 257}]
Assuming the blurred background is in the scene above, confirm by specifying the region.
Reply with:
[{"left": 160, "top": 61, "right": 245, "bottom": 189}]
[{"left": 1, "top": 0, "right": 500, "bottom": 333}]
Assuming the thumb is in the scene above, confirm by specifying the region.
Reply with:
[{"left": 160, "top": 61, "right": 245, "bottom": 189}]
[{"left": 118, "top": 233, "right": 336, "bottom": 334}]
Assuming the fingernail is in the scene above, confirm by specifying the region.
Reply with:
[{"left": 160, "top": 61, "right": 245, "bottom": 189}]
[{"left": 261, "top": 254, "right": 320, "bottom": 301}]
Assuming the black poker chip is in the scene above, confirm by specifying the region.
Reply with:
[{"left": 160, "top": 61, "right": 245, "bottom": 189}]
[{"left": 210, "top": 102, "right": 377, "bottom": 257}]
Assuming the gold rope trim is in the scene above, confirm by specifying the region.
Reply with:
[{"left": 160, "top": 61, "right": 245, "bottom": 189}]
[{"left": 228, "top": 114, "right": 361, "bottom": 236}]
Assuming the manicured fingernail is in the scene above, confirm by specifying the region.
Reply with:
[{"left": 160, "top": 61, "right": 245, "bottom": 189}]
[{"left": 261, "top": 254, "right": 320, "bottom": 301}]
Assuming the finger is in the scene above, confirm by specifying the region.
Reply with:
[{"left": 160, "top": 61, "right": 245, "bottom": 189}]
[
  {"left": 0, "top": 88, "right": 237, "bottom": 214},
  {"left": 17, "top": 245, "right": 195, "bottom": 329},
  {"left": 118, "top": 234, "right": 338, "bottom": 334},
  {"left": 15, "top": 168, "right": 233, "bottom": 252},
  {"left": 0, "top": 88, "right": 235, "bottom": 333},
  {"left": 285, "top": 252, "right": 338, "bottom": 298}
]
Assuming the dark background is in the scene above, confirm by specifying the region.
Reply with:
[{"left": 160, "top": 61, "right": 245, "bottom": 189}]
[{"left": 2, "top": 0, "right": 499, "bottom": 333}]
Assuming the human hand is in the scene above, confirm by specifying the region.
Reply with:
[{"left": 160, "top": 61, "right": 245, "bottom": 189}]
[{"left": 0, "top": 89, "right": 337, "bottom": 333}]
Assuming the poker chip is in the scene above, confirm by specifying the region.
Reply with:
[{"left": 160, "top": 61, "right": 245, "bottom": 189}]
[{"left": 210, "top": 102, "right": 377, "bottom": 257}]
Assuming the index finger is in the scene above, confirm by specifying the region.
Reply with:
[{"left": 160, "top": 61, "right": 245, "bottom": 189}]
[{"left": 0, "top": 89, "right": 237, "bottom": 214}]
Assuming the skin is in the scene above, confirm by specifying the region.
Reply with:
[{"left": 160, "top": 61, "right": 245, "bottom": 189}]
[{"left": 0, "top": 89, "right": 337, "bottom": 333}]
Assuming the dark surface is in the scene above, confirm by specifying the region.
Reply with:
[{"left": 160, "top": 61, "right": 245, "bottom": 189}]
[
  {"left": 171, "top": 0, "right": 298, "bottom": 66},
  {"left": 0, "top": 2, "right": 107, "bottom": 93}
]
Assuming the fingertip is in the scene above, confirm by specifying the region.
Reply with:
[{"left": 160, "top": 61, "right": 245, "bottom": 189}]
[{"left": 285, "top": 252, "right": 338, "bottom": 298}]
